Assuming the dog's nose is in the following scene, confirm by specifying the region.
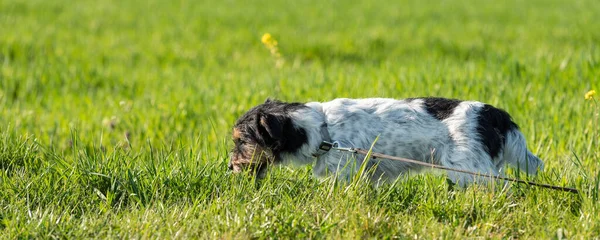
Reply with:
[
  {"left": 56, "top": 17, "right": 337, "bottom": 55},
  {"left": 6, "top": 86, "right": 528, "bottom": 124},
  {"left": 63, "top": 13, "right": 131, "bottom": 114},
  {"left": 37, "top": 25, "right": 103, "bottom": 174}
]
[{"left": 228, "top": 162, "right": 234, "bottom": 171}]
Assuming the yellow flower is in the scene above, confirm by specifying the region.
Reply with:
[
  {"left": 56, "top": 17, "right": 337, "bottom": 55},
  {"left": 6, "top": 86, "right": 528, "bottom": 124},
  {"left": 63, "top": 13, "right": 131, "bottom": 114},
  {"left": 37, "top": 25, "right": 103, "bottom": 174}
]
[
  {"left": 261, "top": 33, "right": 271, "bottom": 43},
  {"left": 261, "top": 33, "right": 277, "bottom": 46},
  {"left": 261, "top": 33, "right": 284, "bottom": 68},
  {"left": 585, "top": 90, "right": 596, "bottom": 100}
]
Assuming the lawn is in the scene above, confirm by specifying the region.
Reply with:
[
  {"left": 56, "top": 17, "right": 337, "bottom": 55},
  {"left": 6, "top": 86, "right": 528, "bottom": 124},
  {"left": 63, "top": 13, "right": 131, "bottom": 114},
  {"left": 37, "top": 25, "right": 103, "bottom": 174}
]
[{"left": 1, "top": 0, "right": 599, "bottom": 238}]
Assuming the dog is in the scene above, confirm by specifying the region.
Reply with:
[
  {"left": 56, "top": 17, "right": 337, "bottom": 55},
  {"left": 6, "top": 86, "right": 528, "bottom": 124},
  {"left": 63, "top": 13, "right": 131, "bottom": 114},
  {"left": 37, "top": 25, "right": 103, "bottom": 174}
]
[{"left": 228, "top": 97, "right": 544, "bottom": 186}]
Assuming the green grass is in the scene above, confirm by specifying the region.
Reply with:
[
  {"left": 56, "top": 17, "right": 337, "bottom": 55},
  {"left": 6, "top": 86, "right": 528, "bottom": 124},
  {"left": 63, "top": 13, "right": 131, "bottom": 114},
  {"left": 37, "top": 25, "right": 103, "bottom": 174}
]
[{"left": 1, "top": 0, "right": 599, "bottom": 238}]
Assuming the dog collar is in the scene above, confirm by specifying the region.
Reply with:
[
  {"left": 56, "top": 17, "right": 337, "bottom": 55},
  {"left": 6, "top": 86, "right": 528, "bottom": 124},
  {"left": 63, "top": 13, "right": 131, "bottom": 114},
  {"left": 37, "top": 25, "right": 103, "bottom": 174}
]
[
  {"left": 312, "top": 123, "right": 335, "bottom": 157},
  {"left": 313, "top": 141, "right": 339, "bottom": 157}
]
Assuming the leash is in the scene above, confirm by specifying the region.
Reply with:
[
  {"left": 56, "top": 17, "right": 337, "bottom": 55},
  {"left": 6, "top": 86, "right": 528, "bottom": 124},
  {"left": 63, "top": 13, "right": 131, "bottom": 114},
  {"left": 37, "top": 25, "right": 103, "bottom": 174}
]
[{"left": 317, "top": 141, "right": 579, "bottom": 194}]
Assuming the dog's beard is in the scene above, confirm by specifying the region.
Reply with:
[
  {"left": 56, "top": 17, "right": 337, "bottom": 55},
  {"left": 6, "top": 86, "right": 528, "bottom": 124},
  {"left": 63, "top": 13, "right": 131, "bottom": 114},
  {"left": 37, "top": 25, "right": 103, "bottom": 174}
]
[{"left": 229, "top": 144, "right": 274, "bottom": 178}]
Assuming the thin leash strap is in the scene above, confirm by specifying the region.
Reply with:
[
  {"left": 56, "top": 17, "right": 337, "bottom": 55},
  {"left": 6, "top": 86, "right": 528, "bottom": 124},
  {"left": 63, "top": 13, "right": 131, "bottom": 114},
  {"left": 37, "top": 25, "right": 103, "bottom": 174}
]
[{"left": 347, "top": 147, "right": 579, "bottom": 194}]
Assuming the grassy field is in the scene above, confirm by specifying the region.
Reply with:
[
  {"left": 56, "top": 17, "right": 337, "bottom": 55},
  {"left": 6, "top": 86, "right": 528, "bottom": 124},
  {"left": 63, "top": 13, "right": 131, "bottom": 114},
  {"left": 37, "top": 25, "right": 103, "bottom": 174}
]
[{"left": 1, "top": 0, "right": 599, "bottom": 238}]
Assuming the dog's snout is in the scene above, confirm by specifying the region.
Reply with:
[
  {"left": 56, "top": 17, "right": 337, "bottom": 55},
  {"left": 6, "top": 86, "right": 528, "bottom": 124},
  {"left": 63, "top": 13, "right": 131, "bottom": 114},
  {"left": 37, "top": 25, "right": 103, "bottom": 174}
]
[{"left": 227, "top": 162, "right": 234, "bottom": 171}]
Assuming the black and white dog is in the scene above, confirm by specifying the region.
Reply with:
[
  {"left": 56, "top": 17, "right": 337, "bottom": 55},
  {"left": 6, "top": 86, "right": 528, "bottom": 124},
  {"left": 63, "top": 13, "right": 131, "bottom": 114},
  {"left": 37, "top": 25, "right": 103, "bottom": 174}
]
[{"left": 229, "top": 97, "right": 543, "bottom": 186}]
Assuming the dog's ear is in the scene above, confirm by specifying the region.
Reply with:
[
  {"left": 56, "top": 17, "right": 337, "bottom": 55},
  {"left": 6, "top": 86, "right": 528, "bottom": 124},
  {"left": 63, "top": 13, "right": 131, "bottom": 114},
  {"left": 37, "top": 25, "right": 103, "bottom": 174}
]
[{"left": 255, "top": 112, "right": 284, "bottom": 148}]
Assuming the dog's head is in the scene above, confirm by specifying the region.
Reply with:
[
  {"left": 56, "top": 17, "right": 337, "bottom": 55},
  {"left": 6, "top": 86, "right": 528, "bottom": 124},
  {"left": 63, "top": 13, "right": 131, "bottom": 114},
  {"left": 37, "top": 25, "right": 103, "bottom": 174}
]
[{"left": 229, "top": 99, "right": 308, "bottom": 177}]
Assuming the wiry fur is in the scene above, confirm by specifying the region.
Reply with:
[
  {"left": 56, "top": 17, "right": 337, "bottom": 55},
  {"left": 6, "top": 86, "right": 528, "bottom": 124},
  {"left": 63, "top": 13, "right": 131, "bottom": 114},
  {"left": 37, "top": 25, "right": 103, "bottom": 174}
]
[{"left": 229, "top": 98, "right": 544, "bottom": 186}]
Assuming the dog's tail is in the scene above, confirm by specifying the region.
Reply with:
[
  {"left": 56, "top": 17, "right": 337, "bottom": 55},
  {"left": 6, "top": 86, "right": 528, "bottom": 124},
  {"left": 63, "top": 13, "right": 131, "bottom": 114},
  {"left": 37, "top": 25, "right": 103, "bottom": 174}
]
[{"left": 503, "top": 129, "right": 544, "bottom": 175}]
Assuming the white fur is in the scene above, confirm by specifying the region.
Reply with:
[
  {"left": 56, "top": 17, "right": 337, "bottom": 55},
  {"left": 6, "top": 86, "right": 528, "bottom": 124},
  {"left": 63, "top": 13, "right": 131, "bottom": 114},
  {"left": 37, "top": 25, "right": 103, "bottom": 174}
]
[{"left": 279, "top": 98, "right": 543, "bottom": 186}]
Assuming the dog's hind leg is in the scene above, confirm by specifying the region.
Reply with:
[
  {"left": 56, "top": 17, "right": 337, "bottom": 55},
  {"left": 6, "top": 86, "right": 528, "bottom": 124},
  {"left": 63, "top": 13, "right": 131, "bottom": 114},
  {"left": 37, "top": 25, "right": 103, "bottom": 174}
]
[{"left": 442, "top": 149, "right": 502, "bottom": 188}]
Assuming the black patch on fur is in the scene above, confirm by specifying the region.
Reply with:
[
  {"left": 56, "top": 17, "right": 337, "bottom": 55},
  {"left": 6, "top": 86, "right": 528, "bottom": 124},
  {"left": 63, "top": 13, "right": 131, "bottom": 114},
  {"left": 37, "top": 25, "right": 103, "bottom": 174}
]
[
  {"left": 420, "top": 97, "right": 462, "bottom": 120},
  {"left": 475, "top": 104, "right": 519, "bottom": 159},
  {"left": 234, "top": 99, "right": 308, "bottom": 161}
]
